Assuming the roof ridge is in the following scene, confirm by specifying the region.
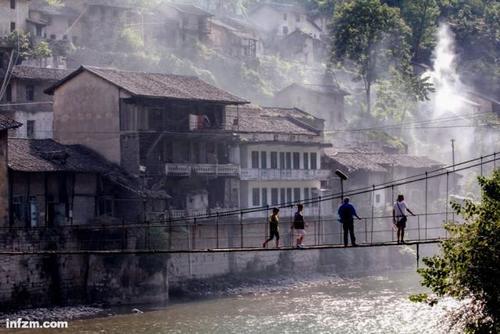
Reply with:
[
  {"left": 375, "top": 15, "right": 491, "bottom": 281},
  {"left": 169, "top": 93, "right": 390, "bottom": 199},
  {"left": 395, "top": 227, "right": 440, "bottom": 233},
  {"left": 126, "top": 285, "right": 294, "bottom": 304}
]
[{"left": 83, "top": 65, "right": 199, "bottom": 79}]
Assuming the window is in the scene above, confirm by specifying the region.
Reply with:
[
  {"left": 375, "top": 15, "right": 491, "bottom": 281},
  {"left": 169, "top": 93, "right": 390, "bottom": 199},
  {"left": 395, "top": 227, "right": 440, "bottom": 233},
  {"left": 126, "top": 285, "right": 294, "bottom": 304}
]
[
  {"left": 283, "top": 13, "right": 287, "bottom": 21},
  {"left": 304, "top": 188, "right": 310, "bottom": 206},
  {"left": 296, "top": 14, "right": 300, "bottom": 22},
  {"left": 271, "top": 188, "right": 279, "bottom": 205},
  {"left": 35, "top": 25, "right": 42, "bottom": 37},
  {"left": 63, "top": 35, "right": 68, "bottom": 40},
  {"left": 279, "top": 152, "right": 285, "bottom": 169},
  {"left": 251, "top": 151, "right": 259, "bottom": 168},
  {"left": 50, "top": 34, "right": 56, "bottom": 40},
  {"left": 252, "top": 188, "right": 260, "bottom": 206},
  {"left": 261, "top": 151, "right": 267, "bottom": 169},
  {"left": 10, "top": 0, "right": 15, "bottom": 9},
  {"left": 26, "top": 120, "right": 35, "bottom": 138},
  {"left": 25, "top": 85, "right": 34, "bottom": 101},
  {"left": 10, "top": 22, "right": 15, "bottom": 32},
  {"left": 375, "top": 194, "right": 381, "bottom": 204},
  {"left": 293, "top": 152, "right": 300, "bottom": 169},
  {"left": 311, "top": 152, "right": 318, "bottom": 170},
  {"left": 282, "top": 26, "right": 288, "bottom": 34},
  {"left": 294, "top": 188, "right": 301, "bottom": 202},
  {"left": 280, "top": 188, "right": 286, "bottom": 204},
  {"left": 262, "top": 188, "right": 268, "bottom": 206},
  {"left": 286, "top": 188, "right": 292, "bottom": 204},
  {"left": 285, "top": 152, "right": 292, "bottom": 169},
  {"left": 270, "top": 152, "right": 278, "bottom": 169},
  {"left": 303, "top": 152, "right": 309, "bottom": 170}
]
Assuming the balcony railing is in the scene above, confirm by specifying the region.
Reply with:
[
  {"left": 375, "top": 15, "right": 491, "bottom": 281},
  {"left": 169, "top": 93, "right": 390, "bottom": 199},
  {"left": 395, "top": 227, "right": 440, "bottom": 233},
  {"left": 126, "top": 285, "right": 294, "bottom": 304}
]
[
  {"left": 240, "top": 168, "right": 330, "bottom": 181},
  {"left": 165, "top": 163, "right": 240, "bottom": 176}
]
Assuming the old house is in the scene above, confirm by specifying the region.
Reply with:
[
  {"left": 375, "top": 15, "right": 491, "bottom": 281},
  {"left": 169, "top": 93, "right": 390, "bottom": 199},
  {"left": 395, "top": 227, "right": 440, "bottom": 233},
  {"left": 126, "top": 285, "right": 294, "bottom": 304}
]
[
  {"left": 227, "top": 105, "right": 331, "bottom": 218},
  {"left": 274, "top": 82, "right": 348, "bottom": 130},
  {"left": 248, "top": 3, "right": 322, "bottom": 39},
  {"left": 208, "top": 17, "right": 262, "bottom": 60},
  {"left": 27, "top": 0, "right": 79, "bottom": 43},
  {"left": 0, "top": 114, "right": 21, "bottom": 225},
  {"left": 67, "top": 0, "right": 137, "bottom": 50},
  {"left": 0, "top": 0, "right": 30, "bottom": 36},
  {"left": 0, "top": 65, "right": 71, "bottom": 139},
  {"left": 464, "top": 90, "right": 500, "bottom": 116},
  {"left": 157, "top": 3, "right": 213, "bottom": 50},
  {"left": 7, "top": 138, "right": 145, "bottom": 226},
  {"left": 278, "top": 29, "right": 327, "bottom": 65},
  {"left": 46, "top": 65, "right": 248, "bottom": 218},
  {"left": 322, "top": 148, "right": 445, "bottom": 215}
]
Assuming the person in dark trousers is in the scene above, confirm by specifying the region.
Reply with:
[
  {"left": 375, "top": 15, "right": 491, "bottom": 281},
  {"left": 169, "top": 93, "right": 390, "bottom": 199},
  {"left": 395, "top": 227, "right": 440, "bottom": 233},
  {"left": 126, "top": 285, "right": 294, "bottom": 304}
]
[
  {"left": 291, "top": 204, "right": 307, "bottom": 248},
  {"left": 263, "top": 208, "right": 280, "bottom": 248},
  {"left": 393, "top": 194, "right": 416, "bottom": 244},
  {"left": 338, "top": 198, "right": 362, "bottom": 247}
]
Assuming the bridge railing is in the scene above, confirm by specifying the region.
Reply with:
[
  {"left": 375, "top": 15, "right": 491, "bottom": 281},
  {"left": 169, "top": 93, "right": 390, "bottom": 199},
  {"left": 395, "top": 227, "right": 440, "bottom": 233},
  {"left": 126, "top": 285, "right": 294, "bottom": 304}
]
[{"left": 0, "top": 211, "right": 459, "bottom": 253}]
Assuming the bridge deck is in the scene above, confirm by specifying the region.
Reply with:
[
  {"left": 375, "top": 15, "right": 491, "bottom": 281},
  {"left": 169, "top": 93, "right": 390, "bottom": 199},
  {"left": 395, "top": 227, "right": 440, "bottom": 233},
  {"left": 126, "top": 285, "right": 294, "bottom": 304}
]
[{"left": 0, "top": 238, "right": 443, "bottom": 255}]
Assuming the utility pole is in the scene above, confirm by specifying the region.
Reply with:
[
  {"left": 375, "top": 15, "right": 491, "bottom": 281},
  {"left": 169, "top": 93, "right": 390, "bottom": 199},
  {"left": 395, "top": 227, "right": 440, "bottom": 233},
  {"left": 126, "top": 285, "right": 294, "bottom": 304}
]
[{"left": 451, "top": 139, "right": 455, "bottom": 170}]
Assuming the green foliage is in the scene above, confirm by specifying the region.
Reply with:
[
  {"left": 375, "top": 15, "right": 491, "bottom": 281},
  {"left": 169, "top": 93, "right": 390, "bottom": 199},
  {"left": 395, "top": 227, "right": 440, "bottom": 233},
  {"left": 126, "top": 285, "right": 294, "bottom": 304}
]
[
  {"left": 436, "top": 0, "right": 500, "bottom": 96},
  {"left": 119, "top": 27, "right": 145, "bottom": 51},
  {"left": 417, "top": 170, "right": 500, "bottom": 333},
  {"left": 0, "top": 32, "right": 54, "bottom": 61},
  {"left": 330, "top": 0, "right": 415, "bottom": 114}
]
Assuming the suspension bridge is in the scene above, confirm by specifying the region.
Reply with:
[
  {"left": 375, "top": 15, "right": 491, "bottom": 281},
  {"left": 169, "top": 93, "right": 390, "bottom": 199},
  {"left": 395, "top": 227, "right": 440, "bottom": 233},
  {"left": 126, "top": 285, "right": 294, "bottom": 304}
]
[{"left": 0, "top": 152, "right": 497, "bottom": 257}]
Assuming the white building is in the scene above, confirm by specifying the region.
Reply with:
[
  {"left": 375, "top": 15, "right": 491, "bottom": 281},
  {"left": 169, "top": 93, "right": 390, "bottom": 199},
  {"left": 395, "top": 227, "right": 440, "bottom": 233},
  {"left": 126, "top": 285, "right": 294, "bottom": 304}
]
[
  {"left": 248, "top": 3, "right": 322, "bottom": 38},
  {"left": 230, "top": 105, "right": 331, "bottom": 218}
]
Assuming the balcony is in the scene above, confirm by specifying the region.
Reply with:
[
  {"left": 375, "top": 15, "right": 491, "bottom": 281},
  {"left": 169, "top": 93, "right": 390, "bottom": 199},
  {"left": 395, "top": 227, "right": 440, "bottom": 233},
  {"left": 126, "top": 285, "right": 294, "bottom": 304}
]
[
  {"left": 165, "top": 163, "right": 240, "bottom": 177},
  {"left": 240, "top": 168, "right": 330, "bottom": 181}
]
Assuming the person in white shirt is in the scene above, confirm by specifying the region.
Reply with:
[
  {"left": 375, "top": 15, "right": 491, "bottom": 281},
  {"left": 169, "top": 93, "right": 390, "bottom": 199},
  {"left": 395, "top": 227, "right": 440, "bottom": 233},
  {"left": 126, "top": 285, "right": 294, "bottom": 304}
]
[{"left": 392, "top": 194, "right": 416, "bottom": 244}]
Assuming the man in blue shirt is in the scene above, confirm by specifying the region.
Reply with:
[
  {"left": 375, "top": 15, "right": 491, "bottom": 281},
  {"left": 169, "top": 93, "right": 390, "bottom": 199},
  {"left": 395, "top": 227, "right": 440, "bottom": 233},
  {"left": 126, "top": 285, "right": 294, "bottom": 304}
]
[{"left": 338, "top": 198, "right": 361, "bottom": 247}]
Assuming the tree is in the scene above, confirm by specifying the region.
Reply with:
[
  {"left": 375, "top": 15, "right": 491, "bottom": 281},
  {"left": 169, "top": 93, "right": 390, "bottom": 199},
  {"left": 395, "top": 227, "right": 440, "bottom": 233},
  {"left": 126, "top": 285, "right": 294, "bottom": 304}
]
[
  {"left": 417, "top": 170, "right": 500, "bottom": 333},
  {"left": 401, "top": 0, "right": 440, "bottom": 63},
  {"left": 329, "top": 0, "right": 414, "bottom": 114}
]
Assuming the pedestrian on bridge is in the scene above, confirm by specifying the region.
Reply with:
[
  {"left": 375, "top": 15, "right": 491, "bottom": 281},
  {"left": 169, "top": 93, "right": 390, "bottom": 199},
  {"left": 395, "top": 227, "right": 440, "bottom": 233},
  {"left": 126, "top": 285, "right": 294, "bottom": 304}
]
[
  {"left": 263, "top": 208, "right": 280, "bottom": 248},
  {"left": 338, "top": 198, "right": 362, "bottom": 247},
  {"left": 393, "top": 194, "right": 416, "bottom": 244},
  {"left": 291, "top": 204, "right": 307, "bottom": 248}
]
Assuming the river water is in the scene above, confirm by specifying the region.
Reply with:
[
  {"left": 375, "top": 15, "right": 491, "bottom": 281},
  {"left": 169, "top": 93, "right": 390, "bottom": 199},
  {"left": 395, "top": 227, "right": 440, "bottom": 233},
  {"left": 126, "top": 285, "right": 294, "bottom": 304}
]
[{"left": 5, "top": 270, "right": 461, "bottom": 334}]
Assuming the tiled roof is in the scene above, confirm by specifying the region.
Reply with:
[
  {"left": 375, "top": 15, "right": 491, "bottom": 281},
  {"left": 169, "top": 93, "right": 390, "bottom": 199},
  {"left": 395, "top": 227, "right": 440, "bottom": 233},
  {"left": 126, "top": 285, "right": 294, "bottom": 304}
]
[
  {"left": 323, "top": 149, "right": 387, "bottom": 173},
  {"left": 168, "top": 3, "right": 212, "bottom": 16},
  {"left": 279, "top": 83, "right": 349, "bottom": 96},
  {"left": 324, "top": 148, "right": 443, "bottom": 173},
  {"left": 249, "top": 2, "right": 306, "bottom": 15},
  {"left": 30, "top": 0, "right": 80, "bottom": 17},
  {"left": 0, "top": 114, "right": 22, "bottom": 131},
  {"left": 261, "top": 106, "right": 320, "bottom": 121},
  {"left": 236, "top": 105, "right": 318, "bottom": 136},
  {"left": 8, "top": 139, "right": 132, "bottom": 183},
  {"left": 11, "top": 66, "right": 73, "bottom": 81},
  {"left": 45, "top": 66, "right": 248, "bottom": 104}
]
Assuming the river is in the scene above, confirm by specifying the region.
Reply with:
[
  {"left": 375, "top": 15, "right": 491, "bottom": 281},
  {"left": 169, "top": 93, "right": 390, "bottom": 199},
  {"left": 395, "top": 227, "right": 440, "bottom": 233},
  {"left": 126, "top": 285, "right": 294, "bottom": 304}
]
[{"left": 3, "top": 270, "right": 462, "bottom": 334}]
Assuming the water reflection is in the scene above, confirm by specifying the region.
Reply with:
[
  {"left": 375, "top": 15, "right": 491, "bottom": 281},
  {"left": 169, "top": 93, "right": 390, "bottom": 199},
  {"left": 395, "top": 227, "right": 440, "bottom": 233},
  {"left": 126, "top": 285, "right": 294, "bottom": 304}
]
[{"left": 7, "top": 271, "right": 461, "bottom": 334}]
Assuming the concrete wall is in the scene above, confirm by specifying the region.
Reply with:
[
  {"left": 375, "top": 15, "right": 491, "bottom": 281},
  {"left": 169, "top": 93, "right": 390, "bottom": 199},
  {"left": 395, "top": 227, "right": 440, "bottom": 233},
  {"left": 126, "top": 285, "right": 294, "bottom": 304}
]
[
  {"left": 53, "top": 70, "right": 122, "bottom": 164},
  {"left": 0, "top": 0, "right": 29, "bottom": 35},
  {"left": 0, "top": 131, "right": 9, "bottom": 226},
  {"left": 0, "top": 250, "right": 169, "bottom": 311}
]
